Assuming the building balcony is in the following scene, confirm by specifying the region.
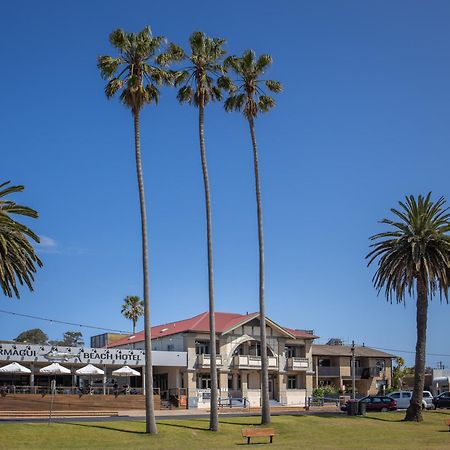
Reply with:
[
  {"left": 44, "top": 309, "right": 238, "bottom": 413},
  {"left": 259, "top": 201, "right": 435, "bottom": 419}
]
[
  {"left": 317, "top": 366, "right": 340, "bottom": 377},
  {"left": 286, "top": 357, "right": 312, "bottom": 371},
  {"left": 196, "top": 354, "right": 223, "bottom": 368},
  {"left": 233, "top": 355, "right": 278, "bottom": 369}
]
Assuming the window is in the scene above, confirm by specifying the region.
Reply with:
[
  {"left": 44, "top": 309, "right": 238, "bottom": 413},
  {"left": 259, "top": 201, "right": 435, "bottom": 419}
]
[
  {"left": 319, "top": 359, "right": 331, "bottom": 367},
  {"left": 390, "top": 393, "right": 400, "bottom": 399},
  {"left": 285, "top": 346, "right": 296, "bottom": 358},
  {"left": 195, "top": 341, "right": 209, "bottom": 355},
  {"left": 197, "top": 374, "right": 211, "bottom": 389},
  {"left": 403, "top": 392, "right": 411, "bottom": 399},
  {"left": 167, "top": 344, "right": 174, "bottom": 351},
  {"left": 372, "top": 397, "right": 382, "bottom": 403},
  {"left": 287, "top": 376, "right": 297, "bottom": 389}
]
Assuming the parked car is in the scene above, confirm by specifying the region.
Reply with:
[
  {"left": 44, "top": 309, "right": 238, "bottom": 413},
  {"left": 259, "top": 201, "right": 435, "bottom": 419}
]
[
  {"left": 432, "top": 391, "right": 450, "bottom": 409},
  {"left": 341, "top": 396, "right": 397, "bottom": 412},
  {"left": 387, "top": 391, "right": 434, "bottom": 410}
]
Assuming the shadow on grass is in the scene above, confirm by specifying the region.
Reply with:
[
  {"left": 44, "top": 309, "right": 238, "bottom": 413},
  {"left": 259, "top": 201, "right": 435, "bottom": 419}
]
[
  {"left": 361, "top": 415, "right": 403, "bottom": 423},
  {"left": 158, "top": 421, "right": 210, "bottom": 432},
  {"left": 58, "top": 421, "right": 146, "bottom": 435}
]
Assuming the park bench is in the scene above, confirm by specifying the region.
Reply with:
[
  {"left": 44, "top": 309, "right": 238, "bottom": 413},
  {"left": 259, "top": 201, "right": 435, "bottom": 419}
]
[{"left": 241, "top": 428, "right": 276, "bottom": 444}]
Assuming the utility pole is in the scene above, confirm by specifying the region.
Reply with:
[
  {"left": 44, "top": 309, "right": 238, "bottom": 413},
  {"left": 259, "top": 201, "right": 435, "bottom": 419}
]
[{"left": 351, "top": 340, "right": 356, "bottom": 400}]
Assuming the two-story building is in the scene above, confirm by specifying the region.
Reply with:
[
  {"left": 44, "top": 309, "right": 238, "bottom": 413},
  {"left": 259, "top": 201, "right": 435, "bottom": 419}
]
[
  {"left": 312, "top": 340, "right": 395, "bottom": 395},
  {"left": 109, "top": 311, "right": 317, "bottom": 408}
]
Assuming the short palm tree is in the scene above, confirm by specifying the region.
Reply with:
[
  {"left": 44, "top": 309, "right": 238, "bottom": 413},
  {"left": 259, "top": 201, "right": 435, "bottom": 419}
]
[
  {"left": 367, "top": 193, "right": 450, "bottom": 422},
  {"left": 121, "top": 295, "right": 144, "bottom": 333},
  {"left": 0, "top": 181, "right": 42, "bottom": 298},
  {"left": 98, "top": 26, "right": 173, "bottom": 434},
  {"left": 223, "top": 50, "right": 282, "bottom": 425},
  {"left": 171, "top": 31, "right": 231, "bottom": 432}
]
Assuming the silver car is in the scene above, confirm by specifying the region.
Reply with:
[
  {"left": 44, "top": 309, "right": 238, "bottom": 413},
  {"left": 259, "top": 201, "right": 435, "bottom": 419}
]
[{"left": 388, "top": 391, "right": 434, "bottom": 410}]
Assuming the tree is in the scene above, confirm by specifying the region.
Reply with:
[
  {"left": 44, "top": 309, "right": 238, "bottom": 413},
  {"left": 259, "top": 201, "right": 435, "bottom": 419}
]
[
  {"left": 223, "top": 50, "right": 282, "bottom": 425},
  {"left": 121, "top": 295, "right": 144, "bottom": 333},
  {"left": 48, "top": 331, "right": 84, "bottom": 347},
  {"left": 0, "top": 181, "right": 43, "bottom": 298},
  {"left": 98, "top": 26, "right": 173, "bottom": 434},
  {"left": 367, "top": 193, "right": 450, "bottom": 421},
  {"left": 15, "top": 328, "right": 48, "bottom": 344},
  {"left": 172, "top": 32, "right": 231, "bottom": 431},
  {"left": 392, "top": 356, "right": 414, "bottom": 389}
]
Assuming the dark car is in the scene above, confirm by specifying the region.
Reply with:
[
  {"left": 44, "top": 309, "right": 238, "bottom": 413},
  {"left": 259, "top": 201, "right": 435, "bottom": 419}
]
[
  {"left": 341, "top": 396, "right": 397, "bottom": 412},
  {"left": 432, "top": 391, "right": 450, "bottom": 409}
]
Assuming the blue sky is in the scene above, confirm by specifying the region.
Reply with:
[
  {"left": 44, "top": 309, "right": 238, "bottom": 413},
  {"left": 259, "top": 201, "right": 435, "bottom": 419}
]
[{"left": 1, "top": 1, "right": 449, "bottom": 367}]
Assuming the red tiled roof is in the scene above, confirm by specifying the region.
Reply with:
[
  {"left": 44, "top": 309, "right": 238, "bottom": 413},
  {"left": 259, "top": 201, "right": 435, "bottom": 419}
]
[{"left": 108, "top": 311, "right": 317, "bottom": 348}]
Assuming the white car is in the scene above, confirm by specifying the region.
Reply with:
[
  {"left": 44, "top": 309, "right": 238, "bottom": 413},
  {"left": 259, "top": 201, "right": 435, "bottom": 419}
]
[{"left": 387, "top": 391, "right": 434, "bottom": 410}]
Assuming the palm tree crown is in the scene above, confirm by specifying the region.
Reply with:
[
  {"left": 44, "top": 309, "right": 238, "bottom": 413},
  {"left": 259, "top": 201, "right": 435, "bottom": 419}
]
[
  {"left": 97, "top": 27, "right": 171, "bottom": 114},
  {"left": 121, "top": 295, "right": 145, "bottom": 333},
  {"left": 223, "top": 50, "right": 282, "bottom": 120},
  {"left": 0, "top": 181, "right": 42, "bottom": 298},
  {"left": 171, "top": 31, "right": 232, "bottom": 107},
  {"left": 367, "top": 193, "right": 450, "bottom": 303}
]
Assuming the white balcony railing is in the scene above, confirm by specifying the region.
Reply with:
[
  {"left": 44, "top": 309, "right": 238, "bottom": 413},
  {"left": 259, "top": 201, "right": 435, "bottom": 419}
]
[
  {"left": 286, "top": 357, "right": 311, "bottom": 371},
  {"left": 196, "top": 354, "right": 223, "bottom": 367},
  {"left": 233, "top": 355, "right": 278, "bottom": 369}
]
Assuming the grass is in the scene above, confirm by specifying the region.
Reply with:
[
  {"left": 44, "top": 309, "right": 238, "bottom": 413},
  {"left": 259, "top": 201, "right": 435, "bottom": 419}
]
[{"left": 0, "top": 411, "right": 449, "bottom": 449}]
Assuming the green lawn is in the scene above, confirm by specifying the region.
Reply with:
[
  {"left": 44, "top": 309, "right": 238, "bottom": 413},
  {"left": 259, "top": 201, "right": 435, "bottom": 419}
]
[{"left": 0, "top": 411, "right": 449, "bottom": 449}]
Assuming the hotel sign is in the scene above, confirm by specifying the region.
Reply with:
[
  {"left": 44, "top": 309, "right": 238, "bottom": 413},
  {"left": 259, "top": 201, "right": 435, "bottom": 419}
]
[{"left": 0, "top": 343, "right": 144, "bottom": 366}]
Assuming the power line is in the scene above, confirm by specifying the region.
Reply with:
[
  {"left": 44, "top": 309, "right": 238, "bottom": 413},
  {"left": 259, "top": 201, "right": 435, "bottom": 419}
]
[
  {"left": 0, "top": 309, "right": 129, "bottom": 334},
  {"left": 359, "top": 343, "right": 450, "bottom": 358}
]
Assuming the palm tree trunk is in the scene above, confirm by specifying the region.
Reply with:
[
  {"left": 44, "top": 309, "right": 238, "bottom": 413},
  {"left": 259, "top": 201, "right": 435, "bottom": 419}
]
[
  {"left": 248, "top": 118, "right": 270, "bottom": 425},
  {"left": 133, "top": 110, "right": 157, "bottom": 434},
  {"left": 404, "top": 275, "right": 428, "bottom": 422},
  {"left": 132, "top": 319, "right": 136, "bottom": 335},
  {"left": 198, "top": 104, "right": 219, "bottom": 432}
]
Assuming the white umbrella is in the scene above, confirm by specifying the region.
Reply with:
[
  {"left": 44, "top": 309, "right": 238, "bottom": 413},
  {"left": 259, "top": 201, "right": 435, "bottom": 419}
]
[
  {"left": 112, "top": 366, "right": 140, "bottom": 377},
  {"left": 75, "top": 364, "right": 104, "bottom": 376},
  {"left": 0, "top": 362, "right": 31, "bottom": 392},
  {"left": 75, "top": 364, "right": 104, "bottom": 394},
  {"left": 39, "top": 363, "right": 71, "bottom": 375},
  {"left": 112, "top": 366, "right": 140, "bottom": 394},
  {"left": 0, "top": 362, "right": 31, "bottom": 374}
]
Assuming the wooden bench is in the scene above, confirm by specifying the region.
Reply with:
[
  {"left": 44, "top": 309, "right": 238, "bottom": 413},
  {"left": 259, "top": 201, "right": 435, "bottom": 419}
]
[{"left": 241, "top": 428, "right": 276, "bottom": 444}]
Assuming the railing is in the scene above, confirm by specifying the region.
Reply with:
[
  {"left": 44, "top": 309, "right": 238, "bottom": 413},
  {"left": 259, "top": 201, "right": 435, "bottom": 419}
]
[
  {"left": 355, "top": 367, "right": 381, "bottom": 378},
  {"left": 0, "top": 385, "right": 148, "bottom": 396},
  {"left": 218, "top": 396, "right": 250, "bottom": 409},
  {"left": 233, "top": 355, "right": 278, "bottom": 368},
  {"left": 287, "top": 357, "right": 311, "bottom": 370},
  {"left": 316, "top": 367, "right": 340, "bottom": 377},
  {"left": 196, "top": 354, "right": 223, "bottom": 367}
]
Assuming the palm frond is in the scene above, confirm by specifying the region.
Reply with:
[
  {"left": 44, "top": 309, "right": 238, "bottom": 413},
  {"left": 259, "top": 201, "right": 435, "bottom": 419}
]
[{"left": 367, "top": 193, "right": 450, "bottom": 303}]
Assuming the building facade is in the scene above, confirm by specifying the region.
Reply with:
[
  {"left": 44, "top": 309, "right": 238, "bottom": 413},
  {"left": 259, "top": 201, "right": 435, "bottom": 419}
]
[
  {"left": 110, "top": 311, "right": 317, "bottom": 408},
  {"left": 312, "top": 342, "right": 395, "bottom": 395}
]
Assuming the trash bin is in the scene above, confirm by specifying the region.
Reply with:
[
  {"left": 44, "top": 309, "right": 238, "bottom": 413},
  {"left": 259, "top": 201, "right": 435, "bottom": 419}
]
[
  {"left": 347, "top": 399, "right": 358, "bottom": 416},
  {"left": 358, "top": 401, "right": 366, "bottom": 416}
]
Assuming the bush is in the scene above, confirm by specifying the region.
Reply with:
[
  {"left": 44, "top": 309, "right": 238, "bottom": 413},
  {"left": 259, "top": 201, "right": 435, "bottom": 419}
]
[{"left": 313, "top": 385, "right": 339, "bottom": 398}]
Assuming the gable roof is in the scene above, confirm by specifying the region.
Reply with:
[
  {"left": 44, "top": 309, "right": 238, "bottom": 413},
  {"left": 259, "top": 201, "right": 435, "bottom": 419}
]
[
  {"left": 108, "top": 311, "right": 317, "bottom": 348},
  {"left": 312, "top": 344, "right": 395, "bottom": 358}
]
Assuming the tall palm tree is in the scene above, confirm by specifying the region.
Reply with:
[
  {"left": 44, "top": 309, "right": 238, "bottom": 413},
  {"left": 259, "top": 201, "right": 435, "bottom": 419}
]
[
  {"left": 121, "top": 295, "right": 144, "bottom": 333},
  {"left": 223, "top": 50, "right": 282, "bottom": 425},
  {"left": 98, "top": 26, "right": 173, "bottom": 434},
  {"left": 0, "top": 181, "right": 42, "bottom": 298},
  {"left": 171, "top": 31, "right": 231, "bottom": 432},
  {"left": 367, "top": 193, "right": 450, "bottom": 422}
]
